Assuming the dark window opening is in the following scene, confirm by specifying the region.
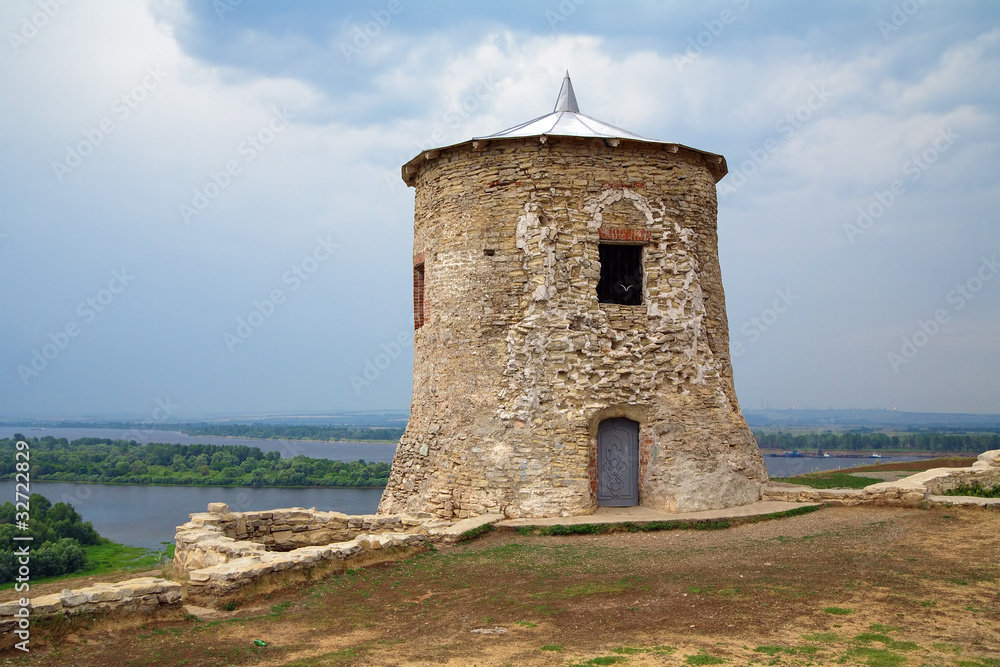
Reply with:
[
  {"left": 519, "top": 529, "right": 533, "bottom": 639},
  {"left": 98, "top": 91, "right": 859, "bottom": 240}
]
[
  {"left": 597, "top": 244, "right": 642, "bottom": 305},
  {"left": 413, "top": 263, "right": 425, "bottom": 329}
]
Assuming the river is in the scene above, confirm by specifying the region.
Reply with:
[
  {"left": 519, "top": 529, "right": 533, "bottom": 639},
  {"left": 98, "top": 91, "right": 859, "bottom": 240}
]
[{"left": 2, "top": 427, "right": 936, "bottom": 549}]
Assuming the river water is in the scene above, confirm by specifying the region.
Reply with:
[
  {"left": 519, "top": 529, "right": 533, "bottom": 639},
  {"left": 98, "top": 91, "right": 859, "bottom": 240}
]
[{"left": 2, "top": 427, "right": 936, "bottom": 549}]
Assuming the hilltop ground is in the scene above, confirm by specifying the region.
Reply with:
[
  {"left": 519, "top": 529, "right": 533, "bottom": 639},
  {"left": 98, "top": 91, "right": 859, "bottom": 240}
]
[{"left": 1, "top": 504, "right": 998, "bottom": 666}]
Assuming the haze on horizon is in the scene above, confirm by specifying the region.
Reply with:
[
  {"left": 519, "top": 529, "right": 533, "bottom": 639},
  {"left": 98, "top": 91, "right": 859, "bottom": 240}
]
[{"left": 2, "top": 1, "right": 999, "bottom": 421}]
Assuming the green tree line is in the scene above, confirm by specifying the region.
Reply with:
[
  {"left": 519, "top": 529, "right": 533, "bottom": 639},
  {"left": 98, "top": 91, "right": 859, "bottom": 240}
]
[
  {"left": 0, "top": 436, "right": 391, "bottom": 488},
  {"left": 753, "top": 430, "right": 1000, "bottom": 453},
  {"left": 0, "top": 494, "right": 99, "bottom": 583},
  {"left": 180, "top": 424, "right": 405, "bottom": 442}
]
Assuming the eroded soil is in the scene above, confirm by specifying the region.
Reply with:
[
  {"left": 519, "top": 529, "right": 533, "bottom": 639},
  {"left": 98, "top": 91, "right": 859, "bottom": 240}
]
[{"left": 2, "top": 505, "right": 998, "bottom": 666}]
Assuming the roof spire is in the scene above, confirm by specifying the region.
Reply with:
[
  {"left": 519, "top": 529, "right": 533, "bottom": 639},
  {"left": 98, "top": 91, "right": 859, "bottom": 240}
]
[{"left": 553, "top": 70, "right": 580, "bottom": 113}]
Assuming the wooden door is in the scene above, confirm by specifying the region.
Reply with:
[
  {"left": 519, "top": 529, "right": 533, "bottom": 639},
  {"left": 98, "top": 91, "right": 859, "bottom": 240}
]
[{"left": 596, "top": 418, "right": 639, "bottom": 506}]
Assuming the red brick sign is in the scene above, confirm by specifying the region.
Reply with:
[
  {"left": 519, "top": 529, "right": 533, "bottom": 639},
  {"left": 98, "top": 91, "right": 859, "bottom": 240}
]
[{"left": 598, "top": 227, "right": 652, "bottom": 243}]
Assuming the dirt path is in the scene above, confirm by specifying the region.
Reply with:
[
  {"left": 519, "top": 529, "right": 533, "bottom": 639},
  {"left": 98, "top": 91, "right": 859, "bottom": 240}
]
[{"left": 2, "top": 505, "right": 998, "bottom": 666}]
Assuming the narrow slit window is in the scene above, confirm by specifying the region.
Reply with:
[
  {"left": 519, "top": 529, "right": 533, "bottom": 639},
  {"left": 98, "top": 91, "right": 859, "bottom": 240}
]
[
  {"left": 413, "top": 263, "right": 425, "bottom": 329},
  {"left": 597, "top": 244, "right": 642, "bottom": 305}
]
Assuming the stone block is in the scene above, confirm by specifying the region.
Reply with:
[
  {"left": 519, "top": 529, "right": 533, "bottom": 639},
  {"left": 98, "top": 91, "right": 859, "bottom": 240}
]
[
  {"left": 30, "top": 594, "right": 63, "bottom": 614},
  {"left": 0, "top": 600, "right": 25, "bottom": 616},
  {"left": 58, "top": 589, "right": 89, "bottom": 607},
  {"left": 157, "top": 585, "right": 182, "bottom": 605},
  {"left": 116, "top": 578, "right": 167, "bottom": 597}
]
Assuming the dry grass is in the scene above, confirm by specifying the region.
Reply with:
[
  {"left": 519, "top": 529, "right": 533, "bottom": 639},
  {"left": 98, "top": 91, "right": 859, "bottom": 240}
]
[{"left": 2, "top": 506, "right": 998, "bottom": 666}]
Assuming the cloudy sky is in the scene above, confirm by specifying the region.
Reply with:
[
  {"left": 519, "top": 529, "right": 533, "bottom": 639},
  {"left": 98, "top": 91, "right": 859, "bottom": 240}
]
[{"left": 2, "top": 0, "right": 998, "bottom": 421}]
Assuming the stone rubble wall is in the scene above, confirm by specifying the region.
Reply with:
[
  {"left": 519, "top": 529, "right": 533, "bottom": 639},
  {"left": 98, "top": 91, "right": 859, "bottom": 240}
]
[
  {"left": 763, "top": 449, "right": 1000, "bottom": 508},
  {"left": 176, "top": 504, "right": 501, "bottom": 603},
  {"left": 0, "top": 577, "right": 181, "bottom": 634},
  {"left": 173, "top": 502, "right": 442, "bottom": 571},
  {"left": 183, "top": 532, "right": 421, "bottom": 604},
  {"left": 0, "top": 504, "right": 501, "bottom": 630}
]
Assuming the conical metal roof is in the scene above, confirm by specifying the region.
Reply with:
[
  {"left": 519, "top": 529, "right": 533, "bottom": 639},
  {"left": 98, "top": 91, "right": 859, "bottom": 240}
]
[
  {"left": 401, "top": 73, "right": 728, "bottom": 186},
  {"left": 474, "top": 72, "right": 652, "bottom": 142}
]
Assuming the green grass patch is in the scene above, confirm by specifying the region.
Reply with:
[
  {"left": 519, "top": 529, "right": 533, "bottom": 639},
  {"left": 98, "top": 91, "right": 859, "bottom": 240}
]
[
  {"left": 1, "top": 540, "right": 172, "bottom": 591},
  {"left": 943, "top": 482, "right": 1000, "bottom": 498},
  {"left": 801, "top": 632, "right": 841, "bottom": 643},
  {"left": 269, "top": 601, "right": 294, "bottom": 616},
  {"left": 844, "top": 646, "right": 907, "bottom": 666},
  {"left": 772, "top": 471, "right": 884, "bottom": 489},
  {"left": 685, "top": 652, "right": 727, "bottom": 665},
  {"left": 567, "top": 645, "right": 676, "bottom": 664},
  {"left": 956, "top": 659, "right": 1000, "bottom": 667},
  {"left": 822, "top": 606, "right": 852, "bottom": 615},
  {"left": 931, "top": 642, "right": 962, "bottom": 654},
  {"left": 459, "top": 522, "right": 495, "bottom": 541},
  {"left": 868, "top": 623, "right": 900, "bottom": 633},
  {"left": 515, "top": 620, "right": 537, "bottom": 628},
  {"left": 754, "top": 645, "right": 820, "bottom": 657},
  {"left": 852, "top": 633, "right": 917, "bottom": 651},
  {"left": 540, "top": 644, "right": 564, "bottom": 651}
]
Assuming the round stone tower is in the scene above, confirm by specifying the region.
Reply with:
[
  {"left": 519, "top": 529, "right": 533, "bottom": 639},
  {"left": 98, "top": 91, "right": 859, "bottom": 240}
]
[{"left": 379, "top": 74, "right": 768, "bottom": 519}]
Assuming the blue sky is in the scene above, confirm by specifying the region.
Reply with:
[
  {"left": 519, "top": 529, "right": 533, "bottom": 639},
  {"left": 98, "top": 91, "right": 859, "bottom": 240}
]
[{"left": 2, "top": 0, "right": 998, "bottom": 420}]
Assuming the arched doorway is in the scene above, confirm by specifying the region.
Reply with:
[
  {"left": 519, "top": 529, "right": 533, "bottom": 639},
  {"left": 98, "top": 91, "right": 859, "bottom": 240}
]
[{"left": 596, "top": 418, "right": 639, "bottom": 506}]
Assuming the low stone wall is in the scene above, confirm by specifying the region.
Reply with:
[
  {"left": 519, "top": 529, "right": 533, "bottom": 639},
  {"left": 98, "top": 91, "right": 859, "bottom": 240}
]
[
  {"left": 174, "top": 504, "right": 502, "bottom": 603},
  {"left": 184, "top": 532, "right": 426, "bottom": 604},
  {"left": 0, "top": 577, "right": 181, "bottom": 634},
  {"left": 764, "top": 449, "right": 1000, "bottom": 507},
  {"left": 174, "top": 503, "right": 491, "bottom": 573},
  {"left": 0, "top": 506, "right": 500, "bottom": 631}
]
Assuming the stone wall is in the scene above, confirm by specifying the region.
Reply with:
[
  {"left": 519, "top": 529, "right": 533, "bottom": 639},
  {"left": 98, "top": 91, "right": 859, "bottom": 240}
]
[
  {"left": 763, "top": 449, "right": 1000, "bottom": 507},
  {"left": 184, "top": 533, "right": 425, "bottom": 604},
  {"left": 174, "top": 504, "right": 500, "bottom": 603},
  {"left": 0, "top": 504, "right": 501, "bottom": 629},
  {"left": 0, "top": 577, "right": 181, "bottom": 634},
  {"left": 173, "top": 502, "right": 435, "bottom": 571},
  {"left": 380, "top": 137, "right": 768, "bottom": 520}
]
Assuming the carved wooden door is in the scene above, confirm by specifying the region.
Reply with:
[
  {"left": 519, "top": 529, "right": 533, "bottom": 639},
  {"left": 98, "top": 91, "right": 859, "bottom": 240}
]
[{"left": 596, "top": 418, "right": 639, "bottom": 506}]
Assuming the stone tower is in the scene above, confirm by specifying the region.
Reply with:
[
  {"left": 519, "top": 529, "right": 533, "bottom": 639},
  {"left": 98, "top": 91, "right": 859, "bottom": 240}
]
[{"left": 379, "top": 74, "right": 768, "bottom": 520}]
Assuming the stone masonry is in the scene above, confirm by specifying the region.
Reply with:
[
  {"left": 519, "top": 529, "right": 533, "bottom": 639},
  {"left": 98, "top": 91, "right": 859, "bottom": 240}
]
[{"left": 379, "top": 85, "right": 769, "bottom": 519}]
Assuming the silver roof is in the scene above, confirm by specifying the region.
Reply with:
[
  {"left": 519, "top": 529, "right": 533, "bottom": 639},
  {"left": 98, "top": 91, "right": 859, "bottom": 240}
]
[
  {"left": 474, "top": 72, "right": 653, "bottom": 142},
  {"left": 401, "top": 72, "right": 728, "bottom": 185}
]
